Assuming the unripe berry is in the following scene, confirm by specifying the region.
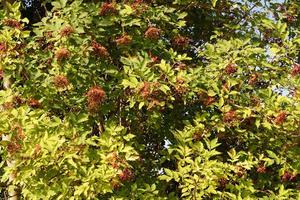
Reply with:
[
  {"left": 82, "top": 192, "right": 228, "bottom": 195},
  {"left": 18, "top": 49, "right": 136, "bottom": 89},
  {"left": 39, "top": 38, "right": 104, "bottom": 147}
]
[{"left": 3, "top": 19, "right": 22, "bottom": 29}]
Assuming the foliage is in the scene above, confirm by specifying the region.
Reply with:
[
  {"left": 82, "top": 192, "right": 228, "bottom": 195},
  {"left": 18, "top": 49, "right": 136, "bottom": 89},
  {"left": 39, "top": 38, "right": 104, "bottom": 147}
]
[{"left": 0, "top": 0, "right": 299, "bottom": 199}]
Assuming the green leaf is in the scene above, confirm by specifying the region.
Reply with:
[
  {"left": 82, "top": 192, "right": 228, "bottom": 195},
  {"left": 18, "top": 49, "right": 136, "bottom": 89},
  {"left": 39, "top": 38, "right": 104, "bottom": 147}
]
[
  {"left": 138, "top": 102, "right": 145, "bottom": 109},
  {"left": 212, "top": 0, "right": 218, "bottom": 7},
  {"left": 164, "top": 168, "right": 173, "bottom": 177}
]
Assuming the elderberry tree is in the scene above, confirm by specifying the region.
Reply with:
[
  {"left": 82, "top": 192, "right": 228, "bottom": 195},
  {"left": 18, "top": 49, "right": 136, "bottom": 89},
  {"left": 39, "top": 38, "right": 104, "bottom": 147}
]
[{"left": 0, "top": 0, "right": 299, "bottom": 199}]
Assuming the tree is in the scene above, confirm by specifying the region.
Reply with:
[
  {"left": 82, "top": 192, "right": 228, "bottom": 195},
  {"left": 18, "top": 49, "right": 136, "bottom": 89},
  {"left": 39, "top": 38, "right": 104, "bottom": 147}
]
[{"left": 0, "top": 0, "right": 299, "bottom": 199}]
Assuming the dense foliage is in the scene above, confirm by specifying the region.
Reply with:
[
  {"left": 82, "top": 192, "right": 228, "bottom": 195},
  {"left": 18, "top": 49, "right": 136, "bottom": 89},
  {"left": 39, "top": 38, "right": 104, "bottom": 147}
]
[{"left": 0, "top": 0, "right": 299, "bottom": 199}]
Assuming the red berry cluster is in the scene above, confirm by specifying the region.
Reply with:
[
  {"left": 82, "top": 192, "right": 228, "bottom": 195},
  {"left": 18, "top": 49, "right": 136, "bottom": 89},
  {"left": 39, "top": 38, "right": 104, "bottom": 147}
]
[
  {"left": 235, "top": 166, "right": 246, "bottom": 178},
  {"left": 285, "top": 13, "right": 296, "bottom": 23},
  {"left": 173, "top": 62, "right": 187, "bottom": 70},
  {"left": 99, "top": 3, "right": 117, "bottom": 16},
  {"left": 2, "top": 102, "right": 14, "bottom": 110},
  {"left": 13, "top": 43, "right": 26, "bottom": 52},
  {"left": 28, "top": 98, "right": 41, "bottom": 108},
  {"left": 291, "top": 63, "right": 300, "bottom": 76},
  {"left": 218, "top": 178, "right": 228, "bottom": 190},
  {"left": 172, "top": 36, "right": 190, "bottom": 48},
  {"left": 138, "top": 82, "right": 162, "bottom": 109},
  {"left": 193, "top": 132, "right": 202, "bottom": 141},
  {"left": 204, "top": 96, "right": 215, "bottom": 106},
  {"left": 223, "top": 110, "right": 236, "bottom": 123},
  {"left": 60, "top": 25, "right": 74, "bottom": 37},
  {"left": 44, "top": 31, "right": 53, "bottom": 38},
  {"left": 53, "top": 75, "right": 69, "bottom": 88},
  {"left": 55, "top": 48, "right": 70, "bottom": 61},
  {"left": 3, "top": 19, "right": 22, "bottom": 29},
  {"left": 1, "top": 96, "right": 24, "bottom": 110},
  {"left": 248, "top": 73, "right": 258, "bottom": 85},
  {"left": 274, "top": 111, "right": 287, "bottom": 125},
  {"left": 144, "top": 27, "right": 161, "bottom": 40},
  {"left": 147, "top": 51, "right": 159, "bottom": 63},
  {"left": 45, "top": 58, "right": 52, "bottom": 66},
  {"left": 175, "top": 77, "right": 187, "bottom": 96},
  {"left": 0, "top": 42, "right": 7, "bottom": 52},
  {"left": 131, "top": 0, "right": 149, "bottom": 14},
  {"left": 222, "top": 82, "right": 229, "bottom": 92},
  {"left": 107, "top": 152, "right": 123, "bottom": 169},
  {"left": 92, "top": 41, "right": 109, "bottom": 58},
  {"left": 251, "top": 96, "right": 261, "bottom": 106},
  {"left": 198, "top": 91, "right": 215, "bottom": 106},
  {"left": 0, "top": 69, "right": 3, "bottom": 80},
  {"left": 110, "top": 179, "right": 121, "bottom": 190},
  {"left": 36, "top": 37, "right": 54, "bottom": 52},
  {"left": 115, "top": 34, "right": 132, "bottom": 46},
  {"left": 7, "top": 125, "right": 25, "bottom": 154},
  {"left": 118, "top": 168, "right": 134, "bottom": 182},
  {"left": 139, "top": 82, "right": 151, "bottom": 99},
  {"left": 7, "top": 141, "right": 21, "bottom": 154},
  {"left": 34, "top": 144, "right": 41, "bottom": 157},
  {"left": 13, "top": 95, "right": 25, "bottom": 107},
  {"left": 13, "top": 125, "right": 25, "bottom": 140},
  {"left": 86, "top": 86, "right": 105, "bottom": 111},
  {"left": 224, "top": 63, "right": 237, "bottom": 75},
  {"left": 281, "top": 171, "right": 297, "bottom": 182},
  {"left": 256, "top": 165, "right": 267, "bottom": 174}
]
